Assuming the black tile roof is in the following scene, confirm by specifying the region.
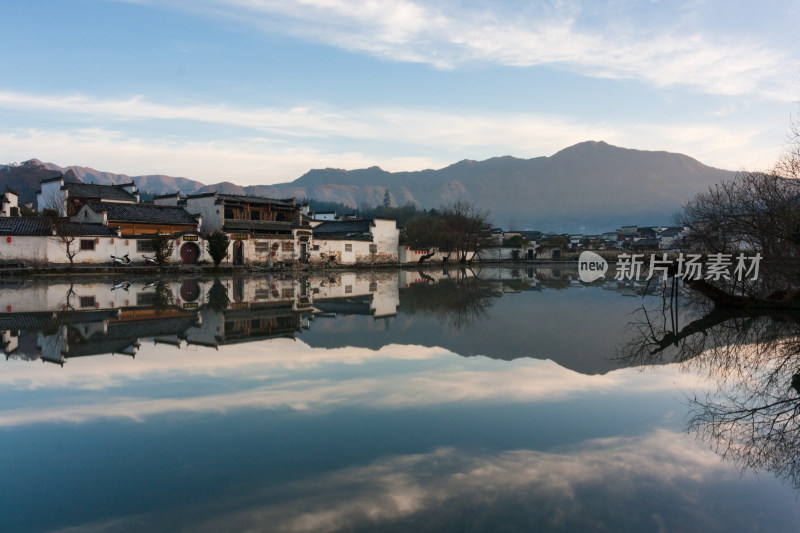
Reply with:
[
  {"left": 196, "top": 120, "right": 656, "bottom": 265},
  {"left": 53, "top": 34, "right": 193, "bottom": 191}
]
[
  {"left": 64, "top": 183, "right": 138, "bottom": 202},
  {"left": 313, "top": 219, "right": 373, "bottom": 235},
  {"left": 215, "top": 193, "right": 295, "bottom": 208},
  {"left": 0, "top": 217, "right": 117, "bottom": 236},
  {"left": 85, "top": 202, "right": 199, "bottom": 225},
  {"left": 153, "top": 192, "right": 180, "bottom": 199},
  {"left": 658, "top": 227, "right": 683, "bottom": 237},
  {"left": 223, "top": 219, "right": 296, "bottom": 233}
]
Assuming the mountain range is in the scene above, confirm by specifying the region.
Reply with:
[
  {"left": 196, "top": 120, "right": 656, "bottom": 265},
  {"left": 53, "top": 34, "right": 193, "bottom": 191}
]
[{"left": 1, "top": 141, "right": 737, "bottom": 232}]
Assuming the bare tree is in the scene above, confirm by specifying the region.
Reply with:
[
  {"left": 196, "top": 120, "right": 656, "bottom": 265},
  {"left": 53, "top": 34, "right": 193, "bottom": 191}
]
[
  {"left": 678, "top": 115, "right": 800, "bottom": 302},
  {"left": 441, "top": 200, "right": 493, "bottom": 264},
  {"left": 37, "top": 184, "right": 82, "bottom": 266}
]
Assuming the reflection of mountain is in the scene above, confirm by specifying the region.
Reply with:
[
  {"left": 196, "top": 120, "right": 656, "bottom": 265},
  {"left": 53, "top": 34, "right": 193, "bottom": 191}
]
[{"left": 1, "top": 269, "right": 656, "bottom": 374}]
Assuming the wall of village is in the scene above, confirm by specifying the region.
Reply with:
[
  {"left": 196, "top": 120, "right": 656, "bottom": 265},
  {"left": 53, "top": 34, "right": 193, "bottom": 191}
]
[
  {"left": 0, "top": 234, "right": 208, "bottom": 265},
  {"left": 480, "top": 246, "right": 533, "bottom": 262},
  {"left": 228, "top": 236, "right": 297, "bottom": 265},
  {"left": 371, "top": 219, "right": 400, "bottom": 263},
  {"left": 398, "top": 247, "right": 477, "bottom": 264},
  {"left": 310, "top": 238, "right": 371, "bottom": 265}
]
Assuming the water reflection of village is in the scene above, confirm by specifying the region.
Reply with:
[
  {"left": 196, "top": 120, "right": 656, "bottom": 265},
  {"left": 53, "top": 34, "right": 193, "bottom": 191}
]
[{"left": 1, "top": 267, "right": 660, "bottom": 369}]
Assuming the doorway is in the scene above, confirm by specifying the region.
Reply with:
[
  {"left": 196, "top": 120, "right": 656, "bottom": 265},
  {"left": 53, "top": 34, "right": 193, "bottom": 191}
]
[
  {"left": 233, "top": 240, "right": 244, "bottom": 266},
  {"left": 180, "top": 242, "right": 200, "bottom": 264}
]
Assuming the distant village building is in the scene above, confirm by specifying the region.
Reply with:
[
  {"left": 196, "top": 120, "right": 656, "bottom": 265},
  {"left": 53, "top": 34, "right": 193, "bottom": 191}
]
[
  {"left": 0, "top": 187, "right": 19, "bottom": 217},
  {"left": 37, "top": 175, "right": 139, "bottom": 216}
]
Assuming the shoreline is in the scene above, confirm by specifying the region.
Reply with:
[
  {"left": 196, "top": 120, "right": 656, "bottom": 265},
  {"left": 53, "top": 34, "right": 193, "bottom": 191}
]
[{"left": 0, "top": 260, "right": 584, "bottom": 278}]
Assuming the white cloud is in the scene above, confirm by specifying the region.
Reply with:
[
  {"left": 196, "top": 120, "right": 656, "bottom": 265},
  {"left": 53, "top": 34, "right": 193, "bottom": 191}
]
[
  {"left": 0, "top": 341, "right": 709, "bottom": 426},
  {"left": 133, "top": 0, "right": 799, "bottom": 100},
  {"left": 0, "top": 127, "right": 445, "bottom": 183},
  {"left": 0, "top": 90, "right": 778, "bottom": 181},
  {"left": 48, "top": 430, "right": 736, "bottom": 532}
]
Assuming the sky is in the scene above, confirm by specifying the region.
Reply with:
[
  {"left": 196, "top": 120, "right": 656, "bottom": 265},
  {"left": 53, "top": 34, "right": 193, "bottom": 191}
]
[{"left": 1, "top": 0, "right": 799, "bottom": 186}]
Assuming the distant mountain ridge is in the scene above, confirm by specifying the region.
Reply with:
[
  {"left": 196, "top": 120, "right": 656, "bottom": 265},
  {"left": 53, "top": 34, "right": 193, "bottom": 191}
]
[
  {"left": 0, "top": 141, "right": 738, "bottom": 232},
  {"left": 39, "top": 161, "right": 206, "bottom": 198},
  {"left": 243, "top": 141, "right": 737, "bottom": 231}
]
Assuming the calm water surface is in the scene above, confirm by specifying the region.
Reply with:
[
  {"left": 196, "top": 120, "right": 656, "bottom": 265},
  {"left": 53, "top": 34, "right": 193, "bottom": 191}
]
[{"left": 1, "top": 268, "right": 799, "bottom": 532}]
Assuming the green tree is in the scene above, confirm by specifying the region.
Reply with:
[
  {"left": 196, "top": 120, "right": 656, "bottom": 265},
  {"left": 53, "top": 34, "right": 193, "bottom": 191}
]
[
  {"left": 150, "top": 232, "right": 174, "bottom": 267},
  {"left": 206, "top": 230, "right": 230, "bottom": 267}
]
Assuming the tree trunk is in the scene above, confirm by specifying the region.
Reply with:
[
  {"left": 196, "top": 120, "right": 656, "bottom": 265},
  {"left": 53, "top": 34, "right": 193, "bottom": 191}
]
[{"left": 686, "top": 278, "right": 800, "bottom": 309}]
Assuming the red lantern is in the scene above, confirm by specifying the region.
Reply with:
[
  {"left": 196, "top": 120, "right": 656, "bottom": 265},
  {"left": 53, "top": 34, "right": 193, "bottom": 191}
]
[
  {"left": 6, "top": 237, "right": 10, "bottom": 243},
  {"left": 95, "top": 237, "right": 100, "bottom": 244}
]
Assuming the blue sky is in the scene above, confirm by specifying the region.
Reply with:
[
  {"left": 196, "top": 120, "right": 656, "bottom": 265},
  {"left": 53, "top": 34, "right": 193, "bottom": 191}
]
[{"left": 1, "top": 0, "right": 799, "bottom": 185}]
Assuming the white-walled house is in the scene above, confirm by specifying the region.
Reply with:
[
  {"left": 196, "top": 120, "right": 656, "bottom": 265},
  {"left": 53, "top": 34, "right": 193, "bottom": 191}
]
[
  {"left": 311, "top": 217, "right": 399, "bottom": 265},
  {"left": 185, "top": 192, "right": 312, "bottom": 265},
  {"left": 0, "top": 216, "right": 211, "bottom": 266},
  {"left": 0, "top": 217, "right": 120, "bottom": 265},
  {"left": 73, "top": 202, "right": 207, "bottom": 265},
  {"left": 37, "top": 176, "right": 139, "bottom": 216}
]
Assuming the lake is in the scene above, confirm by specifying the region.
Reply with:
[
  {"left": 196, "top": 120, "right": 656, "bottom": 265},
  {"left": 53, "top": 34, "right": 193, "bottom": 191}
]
[{"left": 2, "top": 267, "right": 799, "bottom": 532}]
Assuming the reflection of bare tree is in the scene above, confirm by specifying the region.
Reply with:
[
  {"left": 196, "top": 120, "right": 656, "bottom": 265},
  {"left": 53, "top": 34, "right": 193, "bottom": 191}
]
[
  {"left": 400, "top": 269, "right": 497, "bottom": 330},
  {"left": 619, "top": 291, "right": 800, "bottom": 490}
]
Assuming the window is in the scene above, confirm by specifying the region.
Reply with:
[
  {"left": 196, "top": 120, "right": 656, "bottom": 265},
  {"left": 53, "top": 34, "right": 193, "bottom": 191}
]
[
  {"left": 369, "top": 244, "right": 377, "bottom": 254},
  {"left": 312, "top": 244, "right": 319, "bottom": 251},
  {"left": 254, "top": 289, "right": 271, "bottom": 300},
  {"left": 224, "top": 208, "right": 234, "bottom": 219},
  {"left": 345, "top": 285, "right": 353, "bottom": 294},
  {"left": 137, "top": 240, "right": 154, "bottom": 252},
  {"left": 136, "top": 293, "right": 155, "bottom": 306},
  {"left": 80, "top": 239, "right": 96, "bottom": 251},
  {"left": 345, "top": 243, "right": 353, "bottom": 252},
  {"left": 79, "top": 296, "right": 96, "bottom": 308},
  {"left": 250, "top": 210, "right": 261, "bottom": 221}
]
